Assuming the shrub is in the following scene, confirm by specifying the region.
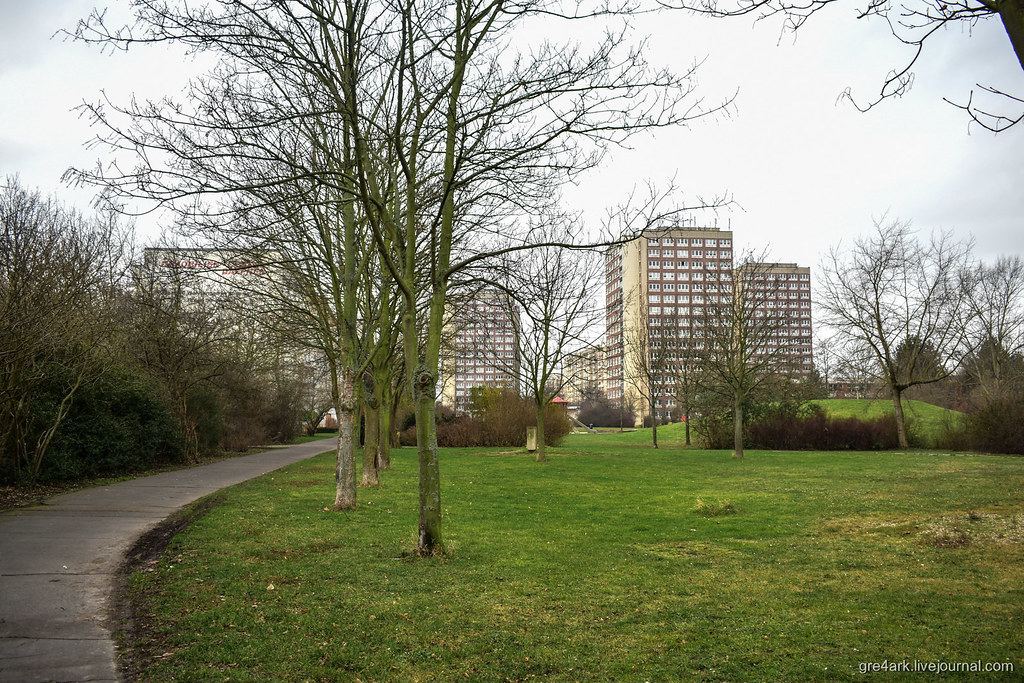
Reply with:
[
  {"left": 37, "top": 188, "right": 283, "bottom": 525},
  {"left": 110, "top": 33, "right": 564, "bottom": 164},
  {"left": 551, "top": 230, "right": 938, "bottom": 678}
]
[
  {"left": 399, "top": 390, "right": 572, "bottom": 448},
  {"left": 952, "top": 396, "right": 1024, "bottom": 454},
  {"left": 42, "top": 367, "right": 182, "bottom": 481},
  {"left": 746, "top": 413, "right": 899, "bottom": 451},
  {"left": 578, "top": 396, "right": 635, "bottom": 429}
]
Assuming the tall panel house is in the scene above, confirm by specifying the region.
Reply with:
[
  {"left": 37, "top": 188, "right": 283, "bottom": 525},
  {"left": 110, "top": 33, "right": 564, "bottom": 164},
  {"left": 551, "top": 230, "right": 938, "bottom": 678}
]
[
  {"left": 440, "top": 288, "right": 520, "bottom": 413},
  {"left": 604, "top": 225, "right": 735, "bottom": 423},
  {"left": 748, "top": 262, "right": 814, "bottom": 375},
  {"left": 604, "top": 227, "right": 814, "bottom": 425}
]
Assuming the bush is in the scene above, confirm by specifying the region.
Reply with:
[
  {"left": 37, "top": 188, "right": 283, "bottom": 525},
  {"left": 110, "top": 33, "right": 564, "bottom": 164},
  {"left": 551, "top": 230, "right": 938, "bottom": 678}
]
[
  {"left": 41, "top": 367, "right": 183, "bottom": 481},
  {"left": 578, "top": 396, "right": 635, "bottom": 429},
  {"left": 746, "top": 413, "right": 900, "bottom": 451},
  {"left": 399, "top": 390, "right": 572, "bottom": 448},
  {"left": 948, "top": 396, "right": 1024, "bottom": 454}
]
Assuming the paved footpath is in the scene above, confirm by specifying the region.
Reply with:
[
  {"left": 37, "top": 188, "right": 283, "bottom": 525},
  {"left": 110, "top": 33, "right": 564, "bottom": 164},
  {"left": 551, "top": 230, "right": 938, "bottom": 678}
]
[{"left": 0, "top": 438, "right": 337, "bottom": 682}]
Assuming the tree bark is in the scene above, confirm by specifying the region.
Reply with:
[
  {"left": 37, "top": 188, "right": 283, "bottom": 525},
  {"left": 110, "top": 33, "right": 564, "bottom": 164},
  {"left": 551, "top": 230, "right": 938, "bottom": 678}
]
[
  {"left": 998, "top": 0, "right": 1024, "bottom": 71},
  {"left": 733, "top": 393, "right": 744, "bottom": 459},
  {"left": 361, "top": 401, "right": 381, "bottom": 487},
  {"left": 414, "top": 367, "right": 443, "bottom": 555},
  {"left": 377, "top": 375, "right": 391, "bottom": 470},
  {"left": 891, "top": 385, "right": 910, "bottom": 449},
  {"left": 535, "top": 403, "right": 547, "bottom": 462},
  {"left": 334, "top": 369, "right": 358, "bottom": 509},
  {"left": 651, "top": 398, "right": 659, "bottom": 449}
]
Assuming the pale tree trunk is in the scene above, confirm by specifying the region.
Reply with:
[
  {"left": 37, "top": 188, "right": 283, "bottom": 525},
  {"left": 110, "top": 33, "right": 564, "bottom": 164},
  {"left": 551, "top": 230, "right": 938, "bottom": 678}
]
[
  {"left": 733, "top": 393, "right": 744, "bottom": 459},
  {"left": 535, "top": 403, "right": 547, "bottom": 462},
  {"left": 334, "top": 368, "right": 358, "bottom": 509},
  {"left": 891, "top": 385, "right": 910, "bottom": 449},
  {"left": 414, "top": 367, "right": 443, "bottom": 554}
]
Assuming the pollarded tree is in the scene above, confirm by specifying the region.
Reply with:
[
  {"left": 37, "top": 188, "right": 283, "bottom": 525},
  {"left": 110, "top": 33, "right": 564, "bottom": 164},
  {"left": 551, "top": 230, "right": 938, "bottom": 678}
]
[{"left": 818, "top": 218, "right": 975, "bottom": 448}]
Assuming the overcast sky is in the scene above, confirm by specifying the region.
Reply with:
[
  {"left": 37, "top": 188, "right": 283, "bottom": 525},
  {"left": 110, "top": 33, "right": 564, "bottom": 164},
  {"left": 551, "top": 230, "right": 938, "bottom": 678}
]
[{"left": 2, "top": 0, "right": 1021, "bottom": 276}]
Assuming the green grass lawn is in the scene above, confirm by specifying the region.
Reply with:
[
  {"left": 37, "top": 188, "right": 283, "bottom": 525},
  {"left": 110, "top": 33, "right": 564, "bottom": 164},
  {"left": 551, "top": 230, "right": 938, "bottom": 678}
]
[{"left": 128, "top": 428, "right": 1023, "bottom": 681}]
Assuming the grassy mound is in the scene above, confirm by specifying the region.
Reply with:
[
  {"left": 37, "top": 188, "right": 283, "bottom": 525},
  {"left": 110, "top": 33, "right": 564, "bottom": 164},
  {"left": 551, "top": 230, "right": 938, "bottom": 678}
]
[{"left": 813, "top": 398, "right": 963, "bottom": 447}]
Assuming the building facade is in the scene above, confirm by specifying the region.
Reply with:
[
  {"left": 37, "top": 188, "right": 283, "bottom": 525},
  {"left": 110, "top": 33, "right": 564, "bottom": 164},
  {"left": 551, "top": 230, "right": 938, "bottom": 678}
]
[
  {"left": 749, "top": 262, "right": 814, "bottom": 375},
  {"left": 603, "top": 226, "right": 813, "bottom": 423},
  {"left": 604, "top": 225, "right": 735, "bottom": 421},
  {"left": 440, "top": 289, "right": 520, "bottom": 413},
  {"left": 561, "top": 343, "right": 607, "bottom": 409}
]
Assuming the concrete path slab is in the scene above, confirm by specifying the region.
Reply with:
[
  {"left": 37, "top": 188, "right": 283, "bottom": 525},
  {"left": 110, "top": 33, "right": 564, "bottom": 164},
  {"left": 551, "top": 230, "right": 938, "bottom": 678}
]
[{"left": 0, "top": 438, "right": 336, "bottom": 682}]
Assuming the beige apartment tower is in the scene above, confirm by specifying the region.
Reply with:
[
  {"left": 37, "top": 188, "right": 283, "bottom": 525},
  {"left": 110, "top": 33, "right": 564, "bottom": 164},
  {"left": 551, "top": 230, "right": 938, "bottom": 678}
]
[
  {"left": 604, "top": 226, "right": 735, "bottom": 421},
  {"left": 604, "top": 227, "right": 813, "bottom": 423}
]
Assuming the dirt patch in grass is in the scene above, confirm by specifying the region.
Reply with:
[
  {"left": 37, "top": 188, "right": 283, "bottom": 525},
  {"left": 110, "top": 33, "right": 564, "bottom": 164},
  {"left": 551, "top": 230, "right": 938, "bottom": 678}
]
[
  {"left": 922, "top": 511, "right": 1024, "bottom": 548},
  {"left": 693, "top": 498, "right": 741, "bottom": 517},
  {"left": 820, "top": 510, "right": 1024, "bottom": 548},
  {"left": 635, "top": 541, "right": 744, "bottom": 562},
  {"left": 112, "top": 493, "right": 225, "bottom": 681}
]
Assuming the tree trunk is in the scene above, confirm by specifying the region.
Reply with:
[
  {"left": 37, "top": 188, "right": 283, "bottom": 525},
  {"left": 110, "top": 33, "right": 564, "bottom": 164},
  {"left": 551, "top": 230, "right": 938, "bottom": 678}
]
[
  {"left": 334, "top": 369, "right": 358, "bottom": 510},
  {"left": 414, "top": 367, "right": 443, "bottom": 555},
  {"left": 361, "top": 400, "right": 381, "bottom": 487},
  {"left": 684, "top": 410, "right": 691, "bottom": 446},
  {"left": 388, "top": 387, "right": 401, "bottom": 452},
  {"left": 650, "top": 398, "right": 658, "bottom": 449},
  {"left": 998, "top": 0, "right": 1024, "bottom": 71},
  {"left": 378, "top": 378, "right": 392, "bottom": 470},
  {"left": 891, "top": 385, "right": 910, "bottom": 449},
  {"left": 535, "top": 403, "right": 547, "bottom": 462},
  {"left": 733, "top": 393, "right": 744, "bottom": 459}
]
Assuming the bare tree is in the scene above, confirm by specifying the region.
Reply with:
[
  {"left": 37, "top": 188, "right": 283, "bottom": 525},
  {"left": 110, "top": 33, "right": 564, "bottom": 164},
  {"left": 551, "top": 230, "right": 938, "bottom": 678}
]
[
  {"left": 695, "top": 254, "right": 804, "bottom": 458},
  {"left": 0, "top": 179, "right": 132, "bottom": 479},
  {"left": 962, "top": 255, "right": 1024, "bottom": 403},
  {"left": 622, "top": 289, "right": 680, "bottom": 448},
  {"left": 818, "top": 218, "right": 975, "bottom": 448},
  {"left": 70, "top": 0, "right": 725, "bottom": 554},
  {"left": 488, "top": 229, "right": 605, "bottom": 461}
]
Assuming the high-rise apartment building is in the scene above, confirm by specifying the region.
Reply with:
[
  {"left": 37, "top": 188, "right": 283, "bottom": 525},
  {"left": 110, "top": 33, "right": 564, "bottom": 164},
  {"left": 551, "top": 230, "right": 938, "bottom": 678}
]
[
  {"left": 561, "top": 344, "right": 607, "bottom": 408},
  {"left": 604, "top": 226, "right": 813, "bottom": 423},
  {"left": 440, "top": 289, "right": 520, "bottom": 413},
  {"left": 605, "top": 226, "right": 735, "bottom": 420},
  {"left": 747, "top": 262, "right": 814, "bottom": 374}
]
